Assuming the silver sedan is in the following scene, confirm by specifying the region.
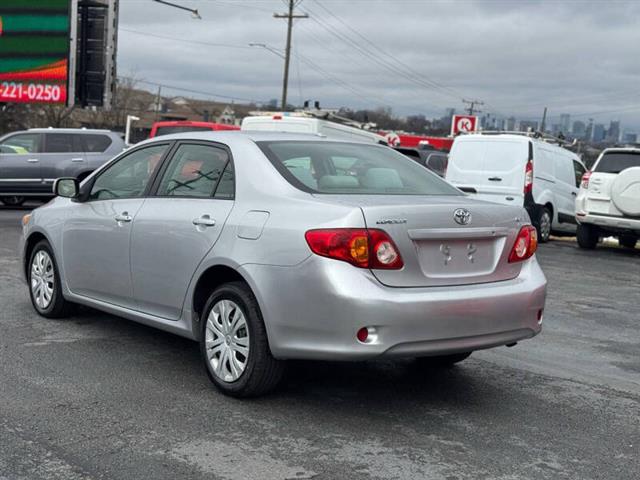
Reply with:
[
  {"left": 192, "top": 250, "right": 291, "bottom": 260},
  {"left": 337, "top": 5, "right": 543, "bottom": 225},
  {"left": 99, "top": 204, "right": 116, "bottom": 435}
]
[{"left": 20, "top": 132, "right": 547, "bottom": 397}]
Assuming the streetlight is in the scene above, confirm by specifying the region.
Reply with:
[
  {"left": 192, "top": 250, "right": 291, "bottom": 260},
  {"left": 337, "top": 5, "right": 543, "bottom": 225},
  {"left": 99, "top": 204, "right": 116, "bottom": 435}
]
[{"left": 151, "top": 0, "right": 201, "bottom": 19}]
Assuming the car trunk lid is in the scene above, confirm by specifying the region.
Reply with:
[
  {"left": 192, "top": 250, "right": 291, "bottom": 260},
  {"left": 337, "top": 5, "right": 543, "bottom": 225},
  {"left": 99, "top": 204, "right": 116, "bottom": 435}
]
[{"left": 318, "top": 195, "right": 526, "bottom": 287}]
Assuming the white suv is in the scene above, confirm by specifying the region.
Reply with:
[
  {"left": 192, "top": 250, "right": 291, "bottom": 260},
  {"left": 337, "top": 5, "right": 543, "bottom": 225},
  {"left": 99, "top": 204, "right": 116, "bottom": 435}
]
[{"left": 575, "top": 148, "right": 640, "bottom": 249}]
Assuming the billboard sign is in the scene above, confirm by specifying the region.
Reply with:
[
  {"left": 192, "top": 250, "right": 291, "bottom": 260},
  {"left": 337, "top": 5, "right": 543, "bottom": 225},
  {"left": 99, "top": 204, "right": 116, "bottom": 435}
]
[
  {"left": 0, "top": 0, "right": 70, "bottom": 104},
  {"left": 451, "top": 114, "right": 478, "bottom": 135}
]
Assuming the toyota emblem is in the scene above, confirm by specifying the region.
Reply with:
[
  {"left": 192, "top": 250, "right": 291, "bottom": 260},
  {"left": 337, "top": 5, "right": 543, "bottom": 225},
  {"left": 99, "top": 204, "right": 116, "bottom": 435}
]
[{"left": 453, "top": 208, "right": 472, "bottom": 226}]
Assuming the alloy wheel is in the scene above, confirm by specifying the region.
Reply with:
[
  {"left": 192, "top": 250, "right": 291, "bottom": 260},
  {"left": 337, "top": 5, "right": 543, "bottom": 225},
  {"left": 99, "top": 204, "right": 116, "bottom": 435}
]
[
  {"left": 205, "top": 299, "right": 250, "bottom": 383},
  {"left": 31, "top": 250, "right": 54, "bottom": 309}
]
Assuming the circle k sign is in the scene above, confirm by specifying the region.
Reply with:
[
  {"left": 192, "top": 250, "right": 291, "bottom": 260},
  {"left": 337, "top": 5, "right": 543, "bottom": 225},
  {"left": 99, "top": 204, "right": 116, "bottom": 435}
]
[{"left": 451, "top": 115, "right": 478, "bottom": 135}]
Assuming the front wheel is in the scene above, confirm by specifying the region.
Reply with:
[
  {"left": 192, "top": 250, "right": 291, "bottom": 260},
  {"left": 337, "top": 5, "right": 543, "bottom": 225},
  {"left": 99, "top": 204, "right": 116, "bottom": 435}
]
[
  {"left": 0, "top": 196, "right": 26, "bottom": 207},
  {"left": 576, "top": 224, "right": 599, "bottom": 249},
  {"left": 534, "top": 207, "right": 552, "bottom": 243},
  {"left": 416, "top": 352, "right": 472, "bottom": 367},
  {"left": 28, "top": 240, "right": 74, "bottom": 318},
  {"left": 200, "top": 282, "right": 284, "bottom": 397},
  {"left": 619, "top": 235, "right": 638, "bottom": 249}
]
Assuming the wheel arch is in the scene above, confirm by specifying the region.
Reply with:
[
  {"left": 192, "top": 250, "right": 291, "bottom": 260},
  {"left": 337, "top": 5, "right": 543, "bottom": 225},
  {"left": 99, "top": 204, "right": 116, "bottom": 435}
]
[
  {"left": 23, "top": 231, "right": 51, "bottom": 279},
  {"left": 190, "top": 264, "right": 266, "bottom": 340}
]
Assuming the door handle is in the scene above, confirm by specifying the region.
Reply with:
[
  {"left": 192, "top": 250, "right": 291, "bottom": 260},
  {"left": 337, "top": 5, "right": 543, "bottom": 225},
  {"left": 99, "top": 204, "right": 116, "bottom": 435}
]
[
  {"left": 192, "top": 215, "right": 216, "bottom": 227},
  {"left": 571, "top": 192, "right": 577, "bottom": 196},
  {"left": 27, "top": 158, "right": 39, "bottom": 163},
  {"left": 488, "top": 177, "right": 502, "bottom": 182},
  {"left": 115, "top": 212, "right": 133, "bottom": 223},
  {"left": 71, "top": 158, "right": 84, "bottom": 162}
]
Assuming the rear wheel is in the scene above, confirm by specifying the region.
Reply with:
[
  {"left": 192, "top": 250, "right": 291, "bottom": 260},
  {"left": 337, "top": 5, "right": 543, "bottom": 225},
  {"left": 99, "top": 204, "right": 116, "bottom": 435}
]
[
  {"left": 0, "top": 196, "right": 26, "bottom": 207},
  {"left": 28, "top": 240, "right": 74, "bottom": 318},
  {"left": 619, "top": 235, "right": 638, "bottom": 249},
  {"left": 416, "top": 352, "right": 472, "bottom": 367},
  {"left": 200, "top": 281, "right": 284, "bottom": 397},
  {"left": 576, "top": 224, "right": 599, "bottom": 249},
  {"left": 534, "top": 207, "right": 552, "bottom": 243}
]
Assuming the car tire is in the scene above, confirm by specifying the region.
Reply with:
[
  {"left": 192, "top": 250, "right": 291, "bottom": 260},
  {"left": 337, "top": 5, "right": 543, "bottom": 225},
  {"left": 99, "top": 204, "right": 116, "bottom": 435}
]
[
  {"left": 534, "top": 207, "right": 552, "bottom": 243},
  {"left": 416, "top": 351, "right": 472, "bottom": 367},
  {"left": 200, "top": 281, "right": 284, "bottom": 398},
  {"left": 619, "top": 235, "right": 638, "bottom": 249},
  {"left": 28, "top": 240, "right": 74, "bottom": 318},
  {"left": 576, "top": 224, "right": 599, "bottom": 249},
  {"left": 0, "top": 196, "right": 26, "bottom": 207}
]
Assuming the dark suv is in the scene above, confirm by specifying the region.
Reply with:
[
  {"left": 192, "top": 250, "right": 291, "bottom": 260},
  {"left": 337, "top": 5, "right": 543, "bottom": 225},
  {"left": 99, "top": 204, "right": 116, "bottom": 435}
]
[{"left": 0, "top": 128, "right": 125, "bottom": 206}]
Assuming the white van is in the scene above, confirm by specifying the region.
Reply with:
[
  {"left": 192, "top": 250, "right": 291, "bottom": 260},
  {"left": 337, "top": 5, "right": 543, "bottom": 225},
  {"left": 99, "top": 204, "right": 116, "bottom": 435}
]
[
  {"left": 241, "top": 115, "right": 387, "bottom": 145},
  {"left": 446, "top": 133, "right": 587, "bottom": 242}
]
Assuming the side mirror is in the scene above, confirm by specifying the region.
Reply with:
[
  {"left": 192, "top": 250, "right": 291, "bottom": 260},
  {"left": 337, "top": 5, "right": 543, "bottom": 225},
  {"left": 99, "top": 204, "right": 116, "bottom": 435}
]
[{"left": 53, "top": 178, "right": 79, "bottom": 198}]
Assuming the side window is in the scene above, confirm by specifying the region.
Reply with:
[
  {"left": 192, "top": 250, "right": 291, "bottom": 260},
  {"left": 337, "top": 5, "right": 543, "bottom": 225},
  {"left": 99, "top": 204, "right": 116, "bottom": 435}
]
[
  {"left": 573, "top": 160, "right": 586, "bottom": 188},
  {"left": 426, "top": 153, "right": 448, "bottom": 177},
  {"left": 214, "top": 162, "right": 235, "bottom": 199},
  {"left": 45, "top": 133, "right": 79, "bottom": 153},
  {"left": 156, "top": 144, "right": 229, "bottom": 198},
  {"left": 555, "top": 155, "right": 576, "bottom": 186},
  {"left": 83, "top": 134, "right": 112, "bottom": 153},
  {"left": 0, "top": 133, "right": 40, "bottom": 154},
  {"left": 89, "top": 144, "right": 168, "bottom": 201}
]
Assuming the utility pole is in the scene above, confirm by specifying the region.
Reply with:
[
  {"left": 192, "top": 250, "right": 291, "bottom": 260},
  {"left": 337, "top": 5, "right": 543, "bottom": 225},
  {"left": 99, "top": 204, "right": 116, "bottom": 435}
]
[
  {"left": 274, "top": 0, "right": 308, "bottom": 111},
  {"left": 462, "top": 98, "right": 484, "bottom": 115}
]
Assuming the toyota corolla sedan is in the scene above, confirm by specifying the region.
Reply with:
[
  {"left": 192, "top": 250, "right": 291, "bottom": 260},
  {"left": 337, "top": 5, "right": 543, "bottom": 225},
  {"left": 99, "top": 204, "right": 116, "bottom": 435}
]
[{"left": 20, "top": 132, "right": 546, "bottom": 397}]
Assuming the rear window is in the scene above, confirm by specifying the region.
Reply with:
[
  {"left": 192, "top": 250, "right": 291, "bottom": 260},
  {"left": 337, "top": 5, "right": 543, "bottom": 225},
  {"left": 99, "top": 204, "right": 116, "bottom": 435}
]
[
  {"left": 258, "top": 141, "right": 461, "bottom": 196},
  {"left": 595, "top": 152, "right": 640, "bottom": 174},
  {"left": 83, "top": 134, "right": 112, "bottom": 153},
  {"left": 155, "top": 126, "right": 214, "bottom": 137}
]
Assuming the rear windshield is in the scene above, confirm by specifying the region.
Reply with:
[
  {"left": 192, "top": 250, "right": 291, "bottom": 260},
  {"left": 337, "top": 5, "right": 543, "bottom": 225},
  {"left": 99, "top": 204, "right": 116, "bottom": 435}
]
[
  {"left": 154, "top": 126, "right": 214, "bottom": 137},
  {"left": 258, "top": 141, "right": 462, "bottom": 195},
  {"left": 595, "top": 152, "right": 640, "bottom": 174}
]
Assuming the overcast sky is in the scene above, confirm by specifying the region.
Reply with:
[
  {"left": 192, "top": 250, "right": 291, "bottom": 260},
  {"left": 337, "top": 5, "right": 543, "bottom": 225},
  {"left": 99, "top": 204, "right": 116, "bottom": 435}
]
[{"left": 118, "top": 0, "right": 640, "bottom": 130}]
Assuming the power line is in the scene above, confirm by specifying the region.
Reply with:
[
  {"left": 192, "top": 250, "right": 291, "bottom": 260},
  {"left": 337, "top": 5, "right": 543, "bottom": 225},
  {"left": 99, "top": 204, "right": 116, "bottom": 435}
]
[
  {"left": 120, "top": 28, "right": 253, "bottom": 50},
  {"left": 121, "top": 76, "right": 266, "bottom": 104}
]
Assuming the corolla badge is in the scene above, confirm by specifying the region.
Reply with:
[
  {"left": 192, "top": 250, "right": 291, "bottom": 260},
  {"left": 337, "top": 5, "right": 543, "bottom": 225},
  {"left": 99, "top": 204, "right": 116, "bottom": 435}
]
[{"left": 453, "top": 208, "right": 472, "bottom": 226}]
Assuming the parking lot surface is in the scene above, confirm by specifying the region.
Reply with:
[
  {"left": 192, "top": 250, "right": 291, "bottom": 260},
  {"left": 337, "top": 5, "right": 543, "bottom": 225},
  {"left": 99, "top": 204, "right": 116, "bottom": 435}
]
[{"left": 1, "top": 206, "right": 639, "bottom": 480}]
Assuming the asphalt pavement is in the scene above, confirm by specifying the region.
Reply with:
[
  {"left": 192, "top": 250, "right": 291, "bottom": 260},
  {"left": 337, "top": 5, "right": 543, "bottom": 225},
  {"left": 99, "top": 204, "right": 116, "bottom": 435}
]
[{"left": 1, "top": 205, "right": 639, "bottom": 480}]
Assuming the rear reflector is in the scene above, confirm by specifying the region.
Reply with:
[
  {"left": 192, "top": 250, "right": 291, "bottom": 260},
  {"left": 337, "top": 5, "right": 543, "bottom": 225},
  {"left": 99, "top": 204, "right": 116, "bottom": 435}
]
[
  {"left": 305, "top": 228, "right": 404, "bottom": 269},
  {"left": 508, "top": 225, "right": 538, "bottom": 263}
]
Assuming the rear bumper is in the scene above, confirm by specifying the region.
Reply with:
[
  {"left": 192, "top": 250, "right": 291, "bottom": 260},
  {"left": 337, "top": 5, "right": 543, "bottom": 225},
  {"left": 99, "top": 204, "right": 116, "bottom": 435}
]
[
  {"left": 576, "top": 212, "right": 640, "bottom": 233},
  {"left": 244, "top": 255, "right": 547, "bottom": 361}
]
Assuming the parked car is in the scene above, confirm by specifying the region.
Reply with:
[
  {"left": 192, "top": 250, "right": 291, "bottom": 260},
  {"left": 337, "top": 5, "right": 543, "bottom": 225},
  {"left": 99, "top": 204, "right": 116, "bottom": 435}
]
[
  {"left": 394, "top": 146, "right": 449, "bottom": 177},
  {"left": 575, "top": 147, "right": 640, "bottom": 249},
  {"left": 149, "top": 121, "right": 239, "bottom": 138},
  {"left": 0, "top": 128, "right": 125, "bottom": 206},
  {"left": 241, "top": 114, "right": 388, "bottom": 145},
  {"left": 445, "top": 133, "right": 586, "bottom": 242},
  {"left": 21, "top": 132, "right": 546, "bottom": 397}
]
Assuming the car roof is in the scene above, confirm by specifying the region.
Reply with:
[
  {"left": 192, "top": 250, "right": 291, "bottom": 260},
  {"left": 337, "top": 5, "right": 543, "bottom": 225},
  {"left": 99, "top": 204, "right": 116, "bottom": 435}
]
[
  {"left": 136, "top": 130, "right": 383, "bottom": 146},
  {"left": 25, "top": 128, "right": 115, "bottom": 134},
  {"left": 601, "top": 147, "right": 640, "bottom": 154}
]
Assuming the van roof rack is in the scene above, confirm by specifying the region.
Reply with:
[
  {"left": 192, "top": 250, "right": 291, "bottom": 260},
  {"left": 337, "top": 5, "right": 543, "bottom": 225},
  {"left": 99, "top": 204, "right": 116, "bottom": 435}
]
[
  {"left": 462, "top": 130, "right": 577, "bottom": 147},
  {"left": 247, "top": 109, "right": 378, "bottom": 131}
]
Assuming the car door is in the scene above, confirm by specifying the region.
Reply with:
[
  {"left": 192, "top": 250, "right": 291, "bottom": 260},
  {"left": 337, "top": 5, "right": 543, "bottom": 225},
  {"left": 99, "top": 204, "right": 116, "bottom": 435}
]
[
  {"left": 40, "top": 133, "right": 86, "bottom": 187},
  {"left": 62, "top": 143, "right": 171, "bottom": 307},
  {"left": 553, "top": 152, "right": 580, "bottom": 226},
  {"left": 0, "top": 133, "right": 43, "bottom": 194},
  {"left": 130, "top": 142, "right": 235, "bottom": 320}
]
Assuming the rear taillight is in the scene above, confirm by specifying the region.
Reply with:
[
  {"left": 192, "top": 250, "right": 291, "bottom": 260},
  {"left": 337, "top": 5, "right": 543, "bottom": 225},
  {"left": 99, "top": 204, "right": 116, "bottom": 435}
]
[
  {"left": 581, "top": 171, "right": 592, "bottom": 189},
  {"left": 524, "top": 160, "right": 533, "bottom": 194},
  {"left": 305, "top": 228, "right": 404, "bottom": 270},
  {"left": 508, "top": 225, "right": 538, "bottom": 263}
]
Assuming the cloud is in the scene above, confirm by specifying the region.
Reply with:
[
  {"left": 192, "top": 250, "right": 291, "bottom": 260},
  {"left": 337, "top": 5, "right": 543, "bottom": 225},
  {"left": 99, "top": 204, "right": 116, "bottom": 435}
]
[{"left": 117, "top": 0, "right": 640, "bottom": 128}]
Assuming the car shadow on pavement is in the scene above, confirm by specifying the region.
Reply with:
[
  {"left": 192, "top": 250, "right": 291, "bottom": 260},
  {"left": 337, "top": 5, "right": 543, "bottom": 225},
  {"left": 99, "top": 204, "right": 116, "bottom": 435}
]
[{"left": 67, "top": 306, "right": 498, "bottom": 407}]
